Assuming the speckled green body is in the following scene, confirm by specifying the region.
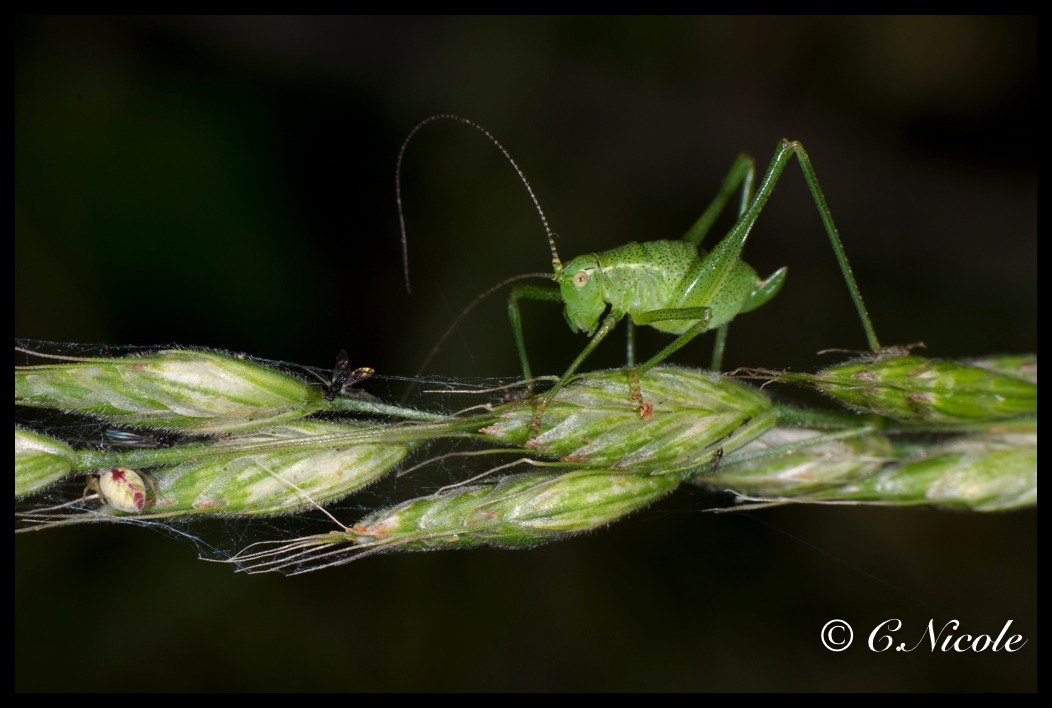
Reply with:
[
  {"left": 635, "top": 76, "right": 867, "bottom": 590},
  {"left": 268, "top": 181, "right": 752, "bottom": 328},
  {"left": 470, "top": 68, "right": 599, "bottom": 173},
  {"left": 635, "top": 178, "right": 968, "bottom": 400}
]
[{"left": 559, "top": 240, "right": 769, "bottom": 336}]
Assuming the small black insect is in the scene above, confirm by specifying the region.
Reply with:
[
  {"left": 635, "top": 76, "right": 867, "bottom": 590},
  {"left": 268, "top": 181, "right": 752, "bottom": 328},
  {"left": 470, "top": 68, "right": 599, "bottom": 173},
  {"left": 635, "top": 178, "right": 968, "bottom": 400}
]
[
  {"left": 325, "top": 349, "right": 375, "bottom": 402},
  {"left": 709, "top": 446, "right": 724, "bottom": 476}
]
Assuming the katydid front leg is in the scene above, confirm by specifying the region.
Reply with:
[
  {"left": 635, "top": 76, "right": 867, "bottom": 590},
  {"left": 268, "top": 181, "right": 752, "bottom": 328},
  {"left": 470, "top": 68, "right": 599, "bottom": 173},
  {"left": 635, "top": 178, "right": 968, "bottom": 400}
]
[
  {"left": 509, "top": 281, "right": 629, "bottom": 431},
  {"left": 508, "top": 283, "right": 563, "bottom": 383}
]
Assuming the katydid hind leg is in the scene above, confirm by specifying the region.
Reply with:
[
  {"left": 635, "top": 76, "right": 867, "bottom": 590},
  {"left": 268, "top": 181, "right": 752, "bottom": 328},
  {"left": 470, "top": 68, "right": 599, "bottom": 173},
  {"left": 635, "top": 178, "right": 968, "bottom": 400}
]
[
  {"left": 682, "top": 151, "right": 756, "bottom": 369},
  {"left": 685, "top": 140, "right": 880, "bottom": 352},
  {"left": 789, "top": 142, "right": 880, "bottom": 351},
  {"left": 615, "top": 140, "right": 868, "bottom": 409},
  {"left": 683, "top": 144, "right": 799, "bottom": 312},
  {"left": 681, "top": 153, "right": 757, "bottom": 247}
]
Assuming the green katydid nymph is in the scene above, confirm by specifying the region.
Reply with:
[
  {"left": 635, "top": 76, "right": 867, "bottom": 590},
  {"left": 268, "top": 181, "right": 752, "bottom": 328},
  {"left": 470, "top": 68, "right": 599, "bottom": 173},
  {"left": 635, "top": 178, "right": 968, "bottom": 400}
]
[{"left": 397, "top": 115, "right": 881, "bottom": 431}]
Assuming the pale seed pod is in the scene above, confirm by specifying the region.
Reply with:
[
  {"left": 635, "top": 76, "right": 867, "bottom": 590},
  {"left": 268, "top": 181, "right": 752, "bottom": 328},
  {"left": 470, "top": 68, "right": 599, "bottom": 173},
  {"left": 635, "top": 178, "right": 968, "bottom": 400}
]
[
  {"left": 481, "top": 366, "right": 776, "bottom": 476},
  {"left": 810, "top": 355, "right": 1036, "bottom": 423},
  {"left": 95, "top": 467, "right": 148, "bottom": 513},
  {"left": 15, "top": 427, "right": 76, "bottom": 497},
  {"left": 15, "top": 349, "right": 324, "bottom": 434}
]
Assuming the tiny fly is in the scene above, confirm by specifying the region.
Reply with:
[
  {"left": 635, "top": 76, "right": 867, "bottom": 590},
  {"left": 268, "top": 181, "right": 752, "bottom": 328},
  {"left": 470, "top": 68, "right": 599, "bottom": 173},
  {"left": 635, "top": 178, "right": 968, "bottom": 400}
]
[{"left": 325, "top": 350, "right": 375, "bottom": 402}]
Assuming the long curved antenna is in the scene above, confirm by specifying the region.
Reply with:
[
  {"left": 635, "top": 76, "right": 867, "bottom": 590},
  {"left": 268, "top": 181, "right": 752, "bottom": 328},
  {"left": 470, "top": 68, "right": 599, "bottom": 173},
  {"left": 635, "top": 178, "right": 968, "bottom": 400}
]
[
  {"left": 396, "top": 114, "right": 562, "bottom": 294},
  {"left": 413, "top": 271, "right": 556, "bottom": 379}
]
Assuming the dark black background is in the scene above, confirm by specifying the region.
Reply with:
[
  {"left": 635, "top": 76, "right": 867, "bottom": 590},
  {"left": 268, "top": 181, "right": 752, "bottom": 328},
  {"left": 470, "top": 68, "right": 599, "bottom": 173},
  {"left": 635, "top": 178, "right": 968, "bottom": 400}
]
[{"left": 16, "top": 16, "right": 1035, "bottom": 691}]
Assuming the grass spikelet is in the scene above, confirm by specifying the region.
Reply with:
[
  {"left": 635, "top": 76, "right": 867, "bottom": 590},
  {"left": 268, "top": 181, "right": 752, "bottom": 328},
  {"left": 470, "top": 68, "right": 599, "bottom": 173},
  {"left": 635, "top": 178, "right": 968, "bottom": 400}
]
[
  {"left": 812, "top": 355, "right": 1037, "bottom": 422},
  {"left": 16, "top": 347, "right": 1037, "bottom": 569},
  {"left": 702, "top": 427, "right": 894, "bottom": 496},
  {"left": 827, "top": 428, "right": 1037, "bottom": 511},
  {"left": 231, "top": 469, "right": 680, "bottom": 574},
  {"left": 17, "top": 421, "right": 412, "bottom": 526},
  {"left": 15, "top": 427, "right": 76, "bottom": 497},
  {"left": 483, "top": 366, "right": 776, "bottom": 475},
  {"left": 147, "top": 421, "right": 411, "bottom": 516},
  {"left": 15, "top": 349, "right": 325, "bottom": 434}
]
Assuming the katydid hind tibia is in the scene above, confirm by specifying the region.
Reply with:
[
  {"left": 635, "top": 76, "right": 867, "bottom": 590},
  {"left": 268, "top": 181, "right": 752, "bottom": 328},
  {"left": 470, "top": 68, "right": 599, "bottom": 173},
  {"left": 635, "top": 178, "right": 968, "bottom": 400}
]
[{"left": 397, "top": 115, "right": 881, "bottom": 430}]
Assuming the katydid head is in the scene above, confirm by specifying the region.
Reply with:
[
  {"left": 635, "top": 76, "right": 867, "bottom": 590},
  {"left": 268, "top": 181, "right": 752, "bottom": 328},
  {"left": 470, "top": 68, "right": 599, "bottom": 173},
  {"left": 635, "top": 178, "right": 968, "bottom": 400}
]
[{"left": 558, "top": 254, "right": 607, "bottom": 336}]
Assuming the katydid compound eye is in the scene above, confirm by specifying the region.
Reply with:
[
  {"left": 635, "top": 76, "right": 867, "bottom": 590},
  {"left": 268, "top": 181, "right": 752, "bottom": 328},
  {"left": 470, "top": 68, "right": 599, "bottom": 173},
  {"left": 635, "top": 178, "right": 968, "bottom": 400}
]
[
  {"left": 97, "top": 467, "right": 147, "bottom": 513},
  {"left": 572, "top": 271, "right": 590, "bottom": 288}
]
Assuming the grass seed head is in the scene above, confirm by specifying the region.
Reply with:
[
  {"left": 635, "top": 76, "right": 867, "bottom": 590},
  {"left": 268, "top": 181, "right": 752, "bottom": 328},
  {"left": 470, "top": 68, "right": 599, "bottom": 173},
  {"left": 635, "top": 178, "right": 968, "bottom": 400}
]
[
  {"left": 482, "top": 366, "right": 776, "bottom": 476},
  {"left": 144, "top": 422, "right": 410, "bottom": 516},
  {"left": 832, "top": 430, "right": 1037, "bottom": 511},
  {"left": 703, "top": 427, "right": 894, "bottom": 496},
  {"left": 351, "top": 469, "right": 681, "bottom": 551},
  {"left": 812, "top": 355, "right": 1037, "bottom": 423},
  {"left": 15, "top": 349, "right": 325, "bottom": 434}
]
